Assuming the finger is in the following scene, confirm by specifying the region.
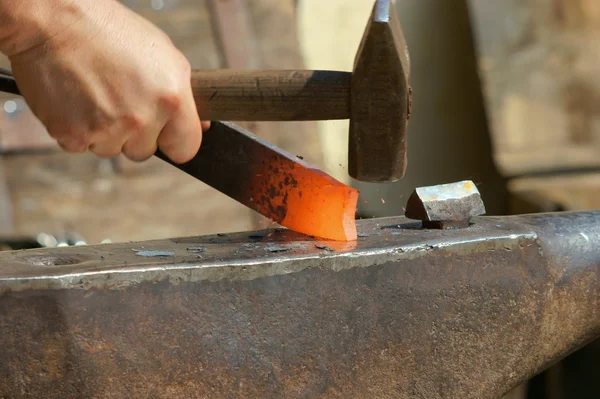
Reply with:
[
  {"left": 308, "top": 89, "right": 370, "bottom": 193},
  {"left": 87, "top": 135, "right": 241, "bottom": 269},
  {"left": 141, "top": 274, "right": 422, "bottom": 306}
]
[
  {"left": 56, "top": 137, "right": 88, "bottom": 153},
  {"left": 88, "top": 137, "right": 127, "bottom": 158},
  {"left": 156, "top": 86, "right": 203, "bottom": 164},
  {"left": 121, "top": 125, "right": 161, "bottom": 162},
  {"left": 47, "top": 121, "right": 94, "bottom": 154}
]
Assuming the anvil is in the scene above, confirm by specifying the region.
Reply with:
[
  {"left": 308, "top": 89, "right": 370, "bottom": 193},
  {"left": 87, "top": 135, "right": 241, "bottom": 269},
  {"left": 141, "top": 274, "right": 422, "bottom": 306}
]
[{"left": 0, "top": 211, "right": 598, "bottom": 398}]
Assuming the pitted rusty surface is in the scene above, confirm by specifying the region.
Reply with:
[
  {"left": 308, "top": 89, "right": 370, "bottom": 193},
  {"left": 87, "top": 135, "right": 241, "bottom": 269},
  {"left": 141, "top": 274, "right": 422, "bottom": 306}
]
[
  {"left": 252, "top": 160, "right": 300, "bottom": 223},
  {"left": 0, "top": 212, "right": 599, "bottom": 398}
]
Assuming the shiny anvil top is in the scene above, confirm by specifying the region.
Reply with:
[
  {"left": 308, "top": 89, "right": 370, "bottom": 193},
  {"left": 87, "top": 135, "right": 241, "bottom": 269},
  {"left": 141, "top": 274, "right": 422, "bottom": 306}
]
[{"left": 1, "top": 211, "right": 599, "bottom": 292}]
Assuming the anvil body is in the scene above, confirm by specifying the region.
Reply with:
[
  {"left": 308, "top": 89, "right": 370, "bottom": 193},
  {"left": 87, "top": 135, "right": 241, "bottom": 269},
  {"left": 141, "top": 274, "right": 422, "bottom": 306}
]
[{"left": 0, "top": 212, "right": 599, "bottom": 398}]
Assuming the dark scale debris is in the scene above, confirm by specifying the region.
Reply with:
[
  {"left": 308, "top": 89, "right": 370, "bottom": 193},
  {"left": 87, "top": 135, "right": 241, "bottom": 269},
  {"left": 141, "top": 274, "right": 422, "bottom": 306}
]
[
  {"left": 249, "top": 232, "right": 268, "bottom": 239},
  {"left": 315, "top": 244, "right": 334, "bottom": 252},
  {"left": 186, "top": 247, "right": 206, "bottom": 253},
  {"left": 242, "top": 243, "right": 262, "bottom": 251},
  {"left": 263, "top": 246, "right": 292, "bottom": 253}
]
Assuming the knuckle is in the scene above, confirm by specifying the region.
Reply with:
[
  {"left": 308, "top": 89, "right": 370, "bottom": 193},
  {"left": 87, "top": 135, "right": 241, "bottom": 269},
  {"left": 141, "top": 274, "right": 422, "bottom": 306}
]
[
  {"left": 121, "top": 113, "right": 148, "bottom": 134},
  {"left": 89, "top": 119, "right": 112, "bottom": 135},
  {"left": 159, "top": 58, "right": 191, "bottom": 114},
  {"left": 54, "top": 127, "right": 90, "bottom": 150},
  {"left": 48, "top": 124, "right": 92, "bottom": 150},
  {"left": 159, "top": 92, "right": 183, "bottom": 114}
]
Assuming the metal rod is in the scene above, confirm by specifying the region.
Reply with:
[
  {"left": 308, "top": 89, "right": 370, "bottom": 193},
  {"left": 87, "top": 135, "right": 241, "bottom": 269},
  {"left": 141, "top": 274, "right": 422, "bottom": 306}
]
[
  {"left": 155, "top": 120, "right": 358, "bottom": 241},
  {"left": 0, "top": 68, "right": 20, "bottom": 96}
]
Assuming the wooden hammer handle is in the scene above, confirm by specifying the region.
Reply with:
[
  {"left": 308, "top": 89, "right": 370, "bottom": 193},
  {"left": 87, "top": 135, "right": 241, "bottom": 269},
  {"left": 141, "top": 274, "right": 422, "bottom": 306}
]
[
  {"left": 191, "top": 69, "right": 351, "bottom": 121},
  {"left": 0, "top": 68, "right": 352, "bottom": 121}
]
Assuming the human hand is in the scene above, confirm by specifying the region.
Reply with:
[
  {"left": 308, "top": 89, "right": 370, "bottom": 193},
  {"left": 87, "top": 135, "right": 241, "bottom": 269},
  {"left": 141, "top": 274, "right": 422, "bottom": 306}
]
[{"left": 1, "top": 0, "right": 209, "bottom": 163}]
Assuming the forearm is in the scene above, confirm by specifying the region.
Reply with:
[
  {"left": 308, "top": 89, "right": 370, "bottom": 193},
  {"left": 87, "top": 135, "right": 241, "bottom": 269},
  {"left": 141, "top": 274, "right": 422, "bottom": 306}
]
[{"left": 0, "top": 0, "right": 85, "bottom": 57}]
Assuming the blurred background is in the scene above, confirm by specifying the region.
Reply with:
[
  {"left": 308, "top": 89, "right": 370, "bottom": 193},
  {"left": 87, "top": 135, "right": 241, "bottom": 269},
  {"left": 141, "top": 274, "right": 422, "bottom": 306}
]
[{"left": 0, "top": 0, "right": 598, "bottom": 397}]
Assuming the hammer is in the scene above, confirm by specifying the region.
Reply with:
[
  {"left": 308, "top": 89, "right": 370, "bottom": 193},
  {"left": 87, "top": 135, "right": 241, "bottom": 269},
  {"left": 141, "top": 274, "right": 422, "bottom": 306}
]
[
  {"left": 0, "top": 0, "right": 409, "bottom": 241},
  {"left": 0, "top": 0, "right": 410, "bottom": 182},
  {"left": 183, "top": 0, "right": 410, "bottom": 183}
]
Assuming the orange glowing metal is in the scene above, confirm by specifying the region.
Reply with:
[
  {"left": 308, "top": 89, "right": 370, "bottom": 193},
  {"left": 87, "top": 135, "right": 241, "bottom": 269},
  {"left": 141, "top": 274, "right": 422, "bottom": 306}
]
[
  {"left": 156, "top": 121, "right": 359, "bottom": 242},
  {"left": 249, "top": 156, "right": 359, "bottom": 241}
]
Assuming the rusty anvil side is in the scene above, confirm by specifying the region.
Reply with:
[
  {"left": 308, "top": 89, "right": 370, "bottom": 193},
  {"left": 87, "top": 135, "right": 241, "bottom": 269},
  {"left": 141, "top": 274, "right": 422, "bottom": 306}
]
[{"left": 0, "top": 211, "right": 598, "bottom": 399}]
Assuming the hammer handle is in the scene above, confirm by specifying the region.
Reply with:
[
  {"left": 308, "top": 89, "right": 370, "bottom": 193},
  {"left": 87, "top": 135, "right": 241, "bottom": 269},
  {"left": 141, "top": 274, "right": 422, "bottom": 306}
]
[
  {"left": 0, "top": 68, "right": 352, "bottom": 121},
  {"left": 191, "top": 69, "right": 351, "bottom": 121}
]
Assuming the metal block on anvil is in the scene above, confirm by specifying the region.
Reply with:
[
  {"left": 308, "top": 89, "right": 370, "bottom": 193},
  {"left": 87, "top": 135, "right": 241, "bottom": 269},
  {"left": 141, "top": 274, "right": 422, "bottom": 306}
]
[{"left": 0, "top": 211, "right": 599, "bottom": 398}]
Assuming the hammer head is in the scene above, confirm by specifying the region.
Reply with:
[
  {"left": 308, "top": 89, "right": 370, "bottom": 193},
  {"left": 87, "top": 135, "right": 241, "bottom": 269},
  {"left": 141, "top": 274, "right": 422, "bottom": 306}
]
[{"left": 349, "top": 0, "right": 411, "bottom": 183}]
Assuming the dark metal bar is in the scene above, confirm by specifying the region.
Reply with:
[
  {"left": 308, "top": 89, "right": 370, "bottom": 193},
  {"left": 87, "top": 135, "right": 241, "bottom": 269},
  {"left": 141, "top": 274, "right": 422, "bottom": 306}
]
[
  {"left": 0, "top": 211, "right": 598, "bottom": 398},
  {"left": 155, "top": 120, "right": 358, "bottom": 241},
  {"left": 0, "top": 68, "right": 19, "bottom": 96}
]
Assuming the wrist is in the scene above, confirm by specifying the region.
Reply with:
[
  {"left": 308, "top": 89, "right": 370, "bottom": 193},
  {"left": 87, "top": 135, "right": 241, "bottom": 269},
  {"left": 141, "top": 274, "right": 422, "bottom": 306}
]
[{"left": 0, "top": 0, "right": 84, "bottom": 57}]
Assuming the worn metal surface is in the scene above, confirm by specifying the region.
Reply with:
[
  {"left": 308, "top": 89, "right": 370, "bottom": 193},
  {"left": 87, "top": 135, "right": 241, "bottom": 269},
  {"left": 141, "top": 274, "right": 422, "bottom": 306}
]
[
  {"left": 0, "top": 211, "right": 598, "bottom": 398},
  {"left": 155, "top": 121, "right": 358, "bottom": 241},
  {"left": 405, "top": 180, "right": 486, "bottom": 229},
  {"left": 350, "top": 0, "right": 411, "bottom": 182}
]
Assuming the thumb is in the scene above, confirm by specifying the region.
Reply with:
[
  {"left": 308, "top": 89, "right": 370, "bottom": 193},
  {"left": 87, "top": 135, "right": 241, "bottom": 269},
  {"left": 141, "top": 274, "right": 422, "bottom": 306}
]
[{"left": 157, "top": 85, "right": 204, "bottom": 164}]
